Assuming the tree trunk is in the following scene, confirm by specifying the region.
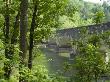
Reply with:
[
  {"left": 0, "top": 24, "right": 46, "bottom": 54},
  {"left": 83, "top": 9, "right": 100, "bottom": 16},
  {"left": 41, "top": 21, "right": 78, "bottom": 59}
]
[
  {"left": 11, "top": 12, "right": 20, "bottom": 44},
  {"left": 28, "top": 1, "right": 38, "bottom": 69},
  {"left": 19, "top": 0, "right": 28, "bottom": 66},
  {"left": 4, "top": 0, "right": 10, "bottom": 79},
  {"left": 19, "top": 0, "right": 28, "bottom": 81},
  {"left": 9, "top": 12, "right": 20, "bottom": 58}
]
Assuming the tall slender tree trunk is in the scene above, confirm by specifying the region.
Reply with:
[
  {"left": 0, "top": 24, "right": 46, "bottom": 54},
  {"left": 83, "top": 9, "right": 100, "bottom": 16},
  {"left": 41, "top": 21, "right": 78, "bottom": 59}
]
[
  {"left": 4, "top": 0, "right": 10, "bottom": 79},
  {"left": 28, "top": 1, "right": 38, "bottom": 69},
  {"left": 11, "top": 12, "right": 20, "bottom": 44},
  {"left": 19, "top": 0, "right": 28, "bottom": 66},
  {"left": 4, "top": 11, "right": 20, "bottom": 80},
  {"left": 19, "top": 0, "right": 28, "bottom": 81}
]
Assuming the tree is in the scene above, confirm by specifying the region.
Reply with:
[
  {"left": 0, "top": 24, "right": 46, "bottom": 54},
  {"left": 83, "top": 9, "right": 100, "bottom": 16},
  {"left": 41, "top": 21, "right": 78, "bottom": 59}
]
[
  {"left": 19, "top": 0, "right": 28, "bottom": 66},
  {"left": 0, "top": 0, "right": 20, "bottom": 80},
  {"left": 28, "top": 0, "right": 68, "bottom": 69},
  {"left": 28, "top": 1, "right": 38, "bottom": 69},
  {"left": 3, "top": 0, "right": 11, "bottom": 79},
  {"left": 19, "top": 0, "right": 28, "bottom": 81},
  {"left": 73, "top": 34, "right": 107, "bottom": 82}
]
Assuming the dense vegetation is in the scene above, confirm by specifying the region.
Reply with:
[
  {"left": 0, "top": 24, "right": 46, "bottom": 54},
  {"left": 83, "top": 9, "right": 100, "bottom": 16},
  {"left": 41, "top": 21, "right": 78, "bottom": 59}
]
[
  {"left": 59, "top": 0, "right": 110, "bottom": 28},
  {"left": 0, "top": 0, "right": 110, "bottom": 82}
]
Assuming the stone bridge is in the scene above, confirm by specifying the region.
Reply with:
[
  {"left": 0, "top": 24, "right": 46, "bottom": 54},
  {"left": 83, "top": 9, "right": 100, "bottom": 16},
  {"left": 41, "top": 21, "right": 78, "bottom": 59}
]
[
  {"left": 46, "top": 22, "right": 110, "bottom": 53},
  {"left": 56, "top": 22, "right": 110, "bottom": 39}
]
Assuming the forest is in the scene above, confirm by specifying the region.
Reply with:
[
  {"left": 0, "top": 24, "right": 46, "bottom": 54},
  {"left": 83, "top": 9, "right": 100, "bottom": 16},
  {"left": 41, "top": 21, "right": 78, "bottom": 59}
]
[{"left": 0, "top": 0, "right": 110, "bottom": 82}]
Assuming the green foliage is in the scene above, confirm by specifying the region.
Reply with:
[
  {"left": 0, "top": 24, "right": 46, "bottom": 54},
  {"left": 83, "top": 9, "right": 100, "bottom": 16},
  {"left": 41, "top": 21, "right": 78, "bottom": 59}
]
[
  {"left": 0, "top": 65, "right": 48, "bottom": 82},
  {"left": 75, "top": 44, "right": 106, "bottom": 82},
  {"left": 88, "top": 34, "right": 101, "bottom": 46},
  {"left": 59, "top": 0, "right": 110, "bottom": 28},
  {"left": 0, "top": 0, "right": 70, "bottom": 81},
  {"left": 0, "top": 0, "right": 109, "bottom": 82},
  {"left": 93, "top": 11, "right": 105, "bottom": 24},
  {"left": 63, "top": 62, "right": 72, "bottom": 73},
  {"left": 71, "top": 32, "right": 110, "bottom": 82}
]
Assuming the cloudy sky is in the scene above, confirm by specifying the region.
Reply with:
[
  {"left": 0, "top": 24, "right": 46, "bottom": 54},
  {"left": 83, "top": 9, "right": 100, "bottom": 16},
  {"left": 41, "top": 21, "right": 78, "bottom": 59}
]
[{"left": 83, "top": 0, "right": 108, "bottom": 4}]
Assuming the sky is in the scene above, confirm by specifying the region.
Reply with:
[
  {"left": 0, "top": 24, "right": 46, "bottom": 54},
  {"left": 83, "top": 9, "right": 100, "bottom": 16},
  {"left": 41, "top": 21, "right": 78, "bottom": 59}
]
[{"left": 83, "top": 0, "right": 108, "bottom": 4}]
